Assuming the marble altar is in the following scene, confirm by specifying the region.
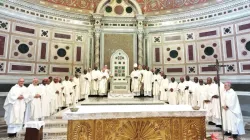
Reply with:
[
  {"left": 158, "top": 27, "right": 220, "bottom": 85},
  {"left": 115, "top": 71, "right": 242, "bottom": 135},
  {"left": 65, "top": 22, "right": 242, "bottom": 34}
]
[{"left": 63, "top": 105, "right": 206, "bottom": 140}]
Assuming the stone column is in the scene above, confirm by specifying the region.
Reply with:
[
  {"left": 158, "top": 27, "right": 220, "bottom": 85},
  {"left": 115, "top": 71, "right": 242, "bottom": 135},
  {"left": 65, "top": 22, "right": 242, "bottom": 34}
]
[
  {"left": 87, "top": 29, "right": 94, "bottom": 68},
  {"left": 138, "top": 30, "right": 143, "bottom": 65},
  {"left": 93, "top": 14, "right": 102, "bottom": 68},
  {"left": 94, "top": 30, "right": 100, "bottom": 68},
  {"left": 143, "top": 32, "right": 149, "bottom": 66},
  {"left": 136, "top": 15, "right": 145, "bottom": 65}
]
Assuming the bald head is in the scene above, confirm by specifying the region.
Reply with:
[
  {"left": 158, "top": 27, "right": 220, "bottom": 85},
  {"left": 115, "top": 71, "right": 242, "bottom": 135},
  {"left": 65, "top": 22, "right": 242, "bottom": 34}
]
[
  {"left": 199, "top": 79, "right": 203, "bottom": 85},
  {"left": 163, "top": 75, "right": 167, "bottom": 79},
  {"left": 207, "top": 77, "right": 212, "bottom": 85},
  {"left": 180, "top": 77, "right": 184, "bottom": 83},
  {"left": 42, "top": 78, "right": 48, "bottom": 85},
  {"left": 186, "top": 75, "right": 190, "bottom": 81},
  {"left": 214, "top": 77, "right": 218, "bottom": 84},
  {"left": 65, "top": 76, "right": 69, "bottom": 81},
  {"left": 32, "top": 78, "right": 39, "bottom": 86},
  {"left": 224, "top": 82, "right": 231, "bottom": 91},
  {"left": 194, "top": 77, "right": 198, "bottom": 83},
  {"left": 54, "top": 77, "right": 59, "bottom": 83},
  {"left": 171, "top": 77, "right": 175, "bottom": 82},
  {"left": 18, "top": 78, "right": 25, "bottom": 87}
]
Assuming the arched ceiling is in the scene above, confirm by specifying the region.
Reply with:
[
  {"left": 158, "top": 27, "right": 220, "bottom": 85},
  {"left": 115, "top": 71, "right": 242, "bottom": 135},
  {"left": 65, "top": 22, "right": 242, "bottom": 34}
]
[{"left": 40, "top": 0, "right": 223, "bottom": 15}]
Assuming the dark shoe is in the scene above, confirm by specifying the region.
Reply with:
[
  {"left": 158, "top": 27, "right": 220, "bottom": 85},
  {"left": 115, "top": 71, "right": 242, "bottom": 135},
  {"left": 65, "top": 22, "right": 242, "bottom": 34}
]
[
  {"left": 224, "top": 132, "right": 232, "bottom": 136},
  {"left": 232, "top": 134, "right": 238, "bottom": 139},
  {"left": 208, "top": 121, "right": 215, "bottom": 125},
  {"left": 8, "top": 133, "right": 16, "bottom": 138},
  {"left": 216, "top": 125, "right": 222, "bottom": 128},
  {"left": 61, "top": 107, "right": 67, "bottom": 110}
]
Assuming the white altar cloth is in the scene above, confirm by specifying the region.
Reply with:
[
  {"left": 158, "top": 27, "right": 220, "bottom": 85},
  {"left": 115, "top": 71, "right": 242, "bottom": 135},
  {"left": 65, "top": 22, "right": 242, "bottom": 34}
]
[
  {"left": 63, "top": 105, "right": 206, "bottom": 120},
  {"left": 24, "top": 121, "right": 45, "bottom": 130}
]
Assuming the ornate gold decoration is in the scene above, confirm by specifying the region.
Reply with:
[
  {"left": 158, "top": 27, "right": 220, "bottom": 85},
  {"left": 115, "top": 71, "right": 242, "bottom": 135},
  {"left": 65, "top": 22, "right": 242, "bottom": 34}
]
[
  {"left": 67, "top": 117, "right": 206, "bottom": 140},
  {"left": 114, "top": 120, "right": 162, "bottom": 140}
]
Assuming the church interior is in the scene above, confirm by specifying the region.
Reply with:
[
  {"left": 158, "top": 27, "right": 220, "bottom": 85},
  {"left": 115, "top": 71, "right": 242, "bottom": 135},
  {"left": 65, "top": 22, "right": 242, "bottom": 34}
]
[{"left": 0, "top": 0, "right": 250, "bottom": 139}]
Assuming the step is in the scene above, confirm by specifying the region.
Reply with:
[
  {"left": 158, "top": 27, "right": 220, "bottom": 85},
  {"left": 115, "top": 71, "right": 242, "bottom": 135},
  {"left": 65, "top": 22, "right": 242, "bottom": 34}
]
[
  {"left": 43, "top": 120, "right": 68, "bottom": 129},
  {"left": 206, "top": 125, "right": 221, "bottom": 132}
]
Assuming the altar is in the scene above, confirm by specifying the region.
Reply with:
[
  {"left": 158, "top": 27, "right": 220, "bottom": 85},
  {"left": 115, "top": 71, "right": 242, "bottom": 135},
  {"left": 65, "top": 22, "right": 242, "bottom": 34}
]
[{"left": 63, "top": 105, "right": 206, "bottom": 140}]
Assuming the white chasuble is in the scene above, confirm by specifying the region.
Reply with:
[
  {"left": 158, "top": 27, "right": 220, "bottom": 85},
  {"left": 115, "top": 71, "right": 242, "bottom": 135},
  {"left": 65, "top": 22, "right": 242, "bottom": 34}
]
[
  {"left": 152, "top": 74, "right": 162, "bottom": 96},
  {"left": 91, "top": 70, "right": 101, "bottom": 95},
  {"left": 26, "top": 84, "right": 43, "bottom": 121},
  {"left": 73, "top": 77, "right": 80, "bottom": 100},
  {"left": 223, "top": 89, "right": 245, "bottom": 135},
  {"left": 167, "top": 82, "right": 178, "bottom": 105},
  {"left": 177, "top": 82, "right": 186, "bottom": 105},
  {"left": 48, "top": 82, "right": 57, "bottom": 114},
  {"left": 130, "top": 70, "right": 141, "bottom": 93},
  {"left": 183, "top": 81, "right": 195, "bottom": 105},
  {"left": 80, "top": 73, "right": 91, "bottom": 97},
  {"left": 99, "top": 71, "right": 109, "bottom": 95},
  {"left": 160, "top": 78, "right": 169, "bottom": 101},
  {"left": 210, "top": 82, "right": 224, "bottom": 125},
  {"left": 39, "top": 84, "right": 51, "bottom": 117},
  {"left": 142, "top": 71, "right": 153, "bottom": 96},
  {"left": 4, "top": 84, "right": 29, "bottom": 133},
  {"left": 62, "top": 81, "right": 73, "bottom": 106}
]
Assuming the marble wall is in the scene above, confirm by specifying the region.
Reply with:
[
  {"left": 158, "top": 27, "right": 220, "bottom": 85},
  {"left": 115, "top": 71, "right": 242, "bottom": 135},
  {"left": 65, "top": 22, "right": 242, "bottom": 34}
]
[
  {"left": 150, "top": 17, "right": 250, "bottom": 79},
  {"left": 0, "top": 18, "right": 89, "bottom": 77},
  {"left": 103, "top": 33, "right": 135, "bottom": 72}
]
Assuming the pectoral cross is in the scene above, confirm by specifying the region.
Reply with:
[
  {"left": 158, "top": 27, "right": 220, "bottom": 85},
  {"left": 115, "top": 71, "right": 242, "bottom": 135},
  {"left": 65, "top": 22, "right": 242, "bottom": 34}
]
[{"left": 208, "top": 59, "right": 227, "bottom": 140}]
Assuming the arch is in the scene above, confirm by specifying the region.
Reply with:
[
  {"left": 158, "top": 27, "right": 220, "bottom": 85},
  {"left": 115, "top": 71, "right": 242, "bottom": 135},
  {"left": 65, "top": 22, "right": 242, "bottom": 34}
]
[{"left": 95, "top": 0, "right": 142, "bottom": 15}]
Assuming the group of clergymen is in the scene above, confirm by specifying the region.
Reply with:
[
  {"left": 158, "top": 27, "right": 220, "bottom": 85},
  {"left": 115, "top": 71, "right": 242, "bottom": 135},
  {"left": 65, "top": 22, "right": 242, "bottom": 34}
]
[
  {"left": 3, "top": 63, "right": 245, "bottom": 139},
  {"left": 130, "top": 63, "right": 245, "bottom": 139},
  {"left": 3, "top": 65, "right": 111, "bottom": 138}
]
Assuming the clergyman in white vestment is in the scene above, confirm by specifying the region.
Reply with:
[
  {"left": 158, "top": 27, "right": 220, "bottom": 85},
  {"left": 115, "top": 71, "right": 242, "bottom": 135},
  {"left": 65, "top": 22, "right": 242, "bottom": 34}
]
[
  {"left": 152, "top": 69, "right": 162, "bottom": 100},
  {"left": 80, "top": 69, "right": 91, "bottom": 99},
  {"left": 130, "top": 63, "right": 141, "bottom": 96},
  {"left": 177, "top": 77, "right": 185, "bottom": 105},
  {"left": 222, "top": 82, "right": 245, "bottom": 139},
  {"left": 160, "top": 75, "right": 169, "bottom": 101},
  {"left": 210, "top": 77, "right": 224, "bottom": 127},
  {"left": 73, "top": 74, "right": 81, "bottom": 100},
  {"left": 62, "top": 76, "right": 74, "bottom": 107},
  {"left": 191, "top": 77, "right": 199, "bottom": 106},
  {"left": 50, "top": 77, "right": 64, "bottom": 111},
  {"left": 183, "top": 76, "right": 195, "bottom": 105},
  {"left": 167, "top": 77, "right": 178, "bottom": 105},
  {"left": 39, "top": 78, "right": 51, "bottom": 119},
  {"left": 26, "top": 78, "right": 43, "bottom": 122},
  {"left": 91, "top": 67, "right": 101, "bottom": 95},
  {"left": 142, "top": 67, "right": 153, "bottom": 96},
  {"left": 4, "top": 78, "right": 29, "bottom": 137},
  {"left": 197, "top": 79, "right": 212, "bottom": 122},
  {"left": 99, "top": 68, "right": 109, "bottom": 96}
]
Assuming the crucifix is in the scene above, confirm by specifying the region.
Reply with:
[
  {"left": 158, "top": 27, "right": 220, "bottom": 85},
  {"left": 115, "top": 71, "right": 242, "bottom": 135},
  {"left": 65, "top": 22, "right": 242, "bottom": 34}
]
[{"left": 208, "top": 59, "right": 227, "bottom": 140}]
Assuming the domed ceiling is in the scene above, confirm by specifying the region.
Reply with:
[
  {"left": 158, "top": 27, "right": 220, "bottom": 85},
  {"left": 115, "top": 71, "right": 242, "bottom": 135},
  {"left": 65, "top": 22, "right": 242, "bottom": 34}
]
[{"left": 40, "top": 0, "right": 223, "bottom": 15}]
